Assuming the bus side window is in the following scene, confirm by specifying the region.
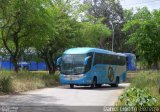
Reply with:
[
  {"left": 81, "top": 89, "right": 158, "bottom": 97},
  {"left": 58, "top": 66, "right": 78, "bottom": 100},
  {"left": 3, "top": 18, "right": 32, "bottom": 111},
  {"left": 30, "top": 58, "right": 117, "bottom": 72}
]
[{"left": 85, "top": 53, "right": 93, "bottom": 72}]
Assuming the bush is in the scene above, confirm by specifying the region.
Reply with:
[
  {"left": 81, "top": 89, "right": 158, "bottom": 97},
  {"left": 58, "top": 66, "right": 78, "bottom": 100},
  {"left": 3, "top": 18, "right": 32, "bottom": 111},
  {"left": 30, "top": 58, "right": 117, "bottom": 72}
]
[
  {"left": 131, "top": 71, "right": 160, "bottom": 97},
  {"left": 0, "top": 70, "right": 60, "bottom": 94},
  {"left": 117, "top": 71, "right": 160, "bottom": 107},
  {"left": 54, "top": 71, "right": 60, "bottom": 82},
  {"left": 0, "top": 75, "right": 13, "bottom": 93},
  {"left": 42, "top": 74, "right": 55, "bottom": 87},
  {"left": 119, "top": 87, "right": 157, "bottom": 107},
  {"left": 40, "top": 71, "right": 59, "bottom": 86}
]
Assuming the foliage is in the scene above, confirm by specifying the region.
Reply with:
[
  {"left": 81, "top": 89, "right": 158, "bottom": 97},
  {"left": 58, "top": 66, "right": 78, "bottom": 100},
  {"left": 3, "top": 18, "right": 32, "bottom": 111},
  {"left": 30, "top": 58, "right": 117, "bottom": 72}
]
[
  {"left": 0, "top": 0, "right": 114, "bottom": 74},
  {"left": 119, "top": 87, "right": 157, "bottom": 107},
  {"left": 0, "top": 74, "right": 13, "bottom": 93},
  {"left": 120, "top": 9, "right": 135, "bottom": 52},
  {"left": 33, "top": 0, "right": 111, "bottom": 75},
  {"left": 34, "top": 0, "right": 82, "bottom": 74},
  {"left": 131, "top": 71, "right": 160, "bottom": 97},
  {"left": 117, "top": 71, "right": 160, "bottom": 107},
  {"left": 123, "top": 7, "right": 160, "bottom": 68},
  {"left": 0, "top": 0, "right": 159, "bottom": 74},
  {"left": 0, "top": 71, "right": 60, "bottom": 94},
  {"left": 83, "top": 0, "right": 125, "bottom": 50},
  {"left": 79, "top": 22, "right": 111, "bottom": 47},
  {"left": 0, "top": 0, "right": 52, "bottom": 72}
]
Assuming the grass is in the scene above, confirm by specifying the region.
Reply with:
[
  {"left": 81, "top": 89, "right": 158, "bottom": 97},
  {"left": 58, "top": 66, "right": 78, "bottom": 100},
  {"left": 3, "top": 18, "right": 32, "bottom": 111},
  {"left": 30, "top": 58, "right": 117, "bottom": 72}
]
[
  {"left": 116, "top": 70, "right": 160, "bottom": 106},
  {"left": 131, "top": 71, "right": 160, "bottom": 97},
  {"left": 0, "top": 70, "right": 60, "bottom": 94}
]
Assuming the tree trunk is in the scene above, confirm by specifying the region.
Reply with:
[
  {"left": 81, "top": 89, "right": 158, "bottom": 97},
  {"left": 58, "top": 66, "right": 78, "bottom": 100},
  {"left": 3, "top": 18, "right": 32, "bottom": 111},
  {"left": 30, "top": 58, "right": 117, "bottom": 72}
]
[
  {"left": 51, "top": 63, "right": 56, "bottom": 74},
  {"left": 47, "top": 63, "right": 56, "bottom": 75},
  {"left": 44, "top": 56, "right": 56, "bottom": 75},
  {"left": 11, "top": 56, "right": 19, "bottom": 73},
  {"left": 39, "top": 47, "right": 58, "bottom": 75},
  {"left": 49, "top": 51, "right": 56, "bottom": 75},
  {"left": 45, "top": 58, "right": 52, "bottom": 75}
]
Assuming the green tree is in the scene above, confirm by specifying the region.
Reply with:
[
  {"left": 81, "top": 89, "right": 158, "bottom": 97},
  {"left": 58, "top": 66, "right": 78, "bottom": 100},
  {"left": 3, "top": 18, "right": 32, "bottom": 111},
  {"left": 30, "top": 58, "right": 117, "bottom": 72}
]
[
  {"left": 0, "top": 0, "right": 111, "bottom": 74},
  {"left": 121, "top": 9, "right": 135, "bottom": 52},
  {"left": 83, "top": 0, "right": 124, "bottom": 50},
  {"left": 79, "top": 22, "right": 111, "bottom": 48},
  {"left": 33, "top": 0, "right": 111, "bottom": 75},
  {"left": 32, "top": 0, "right": 82, "bottom": 74},
  {"left": 0, "top": 0, "right": 52, "bottom": 73},
  {"left": 123, "top": 7, "right": 160, "bottom": 69}
]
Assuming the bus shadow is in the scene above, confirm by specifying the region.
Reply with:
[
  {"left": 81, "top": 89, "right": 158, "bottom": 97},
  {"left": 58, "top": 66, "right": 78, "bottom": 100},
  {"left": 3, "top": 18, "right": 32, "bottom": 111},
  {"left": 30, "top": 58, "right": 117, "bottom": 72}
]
[{"left": 63, "top": 84, "right": 127, "bottom": 91}]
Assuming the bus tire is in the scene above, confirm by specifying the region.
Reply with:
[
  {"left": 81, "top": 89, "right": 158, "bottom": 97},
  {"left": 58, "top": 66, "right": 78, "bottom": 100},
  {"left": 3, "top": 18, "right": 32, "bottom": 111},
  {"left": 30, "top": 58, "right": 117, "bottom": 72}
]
[
  {"left": 110, "top": 77, "right": 119, "bottom": 87},
  {"left": 70, "top": 84, "right": 74, "bottom": 88},
  {"left": 96, "top": 84, "right": 102, "bottom": 88},
  {"left": 90, "top": 77, "right": 97, "bottom": 89}
]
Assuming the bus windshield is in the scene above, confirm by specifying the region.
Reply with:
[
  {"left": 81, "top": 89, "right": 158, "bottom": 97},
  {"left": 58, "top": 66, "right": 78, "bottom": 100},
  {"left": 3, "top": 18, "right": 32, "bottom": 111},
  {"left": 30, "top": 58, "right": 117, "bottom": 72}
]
[{"left": 61, "top": 54, "right": 86, "bottom": 75}]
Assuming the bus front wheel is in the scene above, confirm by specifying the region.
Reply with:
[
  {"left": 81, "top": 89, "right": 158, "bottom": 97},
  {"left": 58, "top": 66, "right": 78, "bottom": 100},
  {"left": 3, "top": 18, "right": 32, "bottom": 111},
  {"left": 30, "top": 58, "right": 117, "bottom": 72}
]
[
  {"left": 70, "top": 84, "right": 74, "bottom": 88},
  {"left": 90, "top": 77, "right": 97, "bottom": 89}
]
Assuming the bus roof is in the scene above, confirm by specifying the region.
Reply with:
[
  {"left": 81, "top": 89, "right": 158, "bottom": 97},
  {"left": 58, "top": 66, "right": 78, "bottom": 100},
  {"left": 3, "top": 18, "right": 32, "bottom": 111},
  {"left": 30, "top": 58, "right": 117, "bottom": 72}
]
[{"left": 64, "top": 47, "right": 126, "bottom": 57}]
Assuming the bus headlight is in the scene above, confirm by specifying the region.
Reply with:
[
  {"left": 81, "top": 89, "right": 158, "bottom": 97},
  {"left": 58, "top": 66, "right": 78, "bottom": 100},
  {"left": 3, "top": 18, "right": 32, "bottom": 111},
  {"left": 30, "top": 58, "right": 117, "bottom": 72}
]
[
  {"left": 79, "top": 74, "right": 84, "bottom": 77},
  {"left": 73, "top": 74, "right": 85, "bottom": 80},
  {"left": 63, "top": 74, "right": 85, "bottom": 80}
]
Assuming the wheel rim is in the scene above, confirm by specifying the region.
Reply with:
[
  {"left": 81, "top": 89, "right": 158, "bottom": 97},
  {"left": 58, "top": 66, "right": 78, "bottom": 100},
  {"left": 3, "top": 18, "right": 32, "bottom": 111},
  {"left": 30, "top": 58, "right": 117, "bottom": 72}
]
[
  {"left": 93, "top": 79, "right": 97, "bottom": 88},
  {"left": 116, "top": 78, "right": 119, "bottom": 84},
  {"left": 108, "top": 67, "right": 114, "bottom": 82},
  {"left": 93, "top": 80, "right": 96, "bottom": 87},
  {"left": 70, "top": 84, "right": 74, "bottom": 88}
]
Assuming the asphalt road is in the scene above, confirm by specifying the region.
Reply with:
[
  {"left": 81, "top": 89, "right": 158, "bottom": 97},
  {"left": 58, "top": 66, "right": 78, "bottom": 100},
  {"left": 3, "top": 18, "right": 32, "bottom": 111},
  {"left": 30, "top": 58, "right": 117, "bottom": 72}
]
[{"left": 0, "top": 83, "right": 130, "bottom": 112}]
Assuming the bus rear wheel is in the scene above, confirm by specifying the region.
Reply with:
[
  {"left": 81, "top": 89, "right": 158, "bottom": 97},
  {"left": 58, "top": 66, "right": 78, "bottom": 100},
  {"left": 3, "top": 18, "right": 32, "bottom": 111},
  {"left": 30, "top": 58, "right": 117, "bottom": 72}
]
[
  {"left": 96, "top": 84, "right": 102, "bottom": 88},
  {"left": 90, "top": 77, "right": 97, "bottom": 89},
  {"left": 110, "top": 77, "right": 119, "bottom": 87},
  {"left": 70, "top": 84, "right": 74, "bottom": 88}
]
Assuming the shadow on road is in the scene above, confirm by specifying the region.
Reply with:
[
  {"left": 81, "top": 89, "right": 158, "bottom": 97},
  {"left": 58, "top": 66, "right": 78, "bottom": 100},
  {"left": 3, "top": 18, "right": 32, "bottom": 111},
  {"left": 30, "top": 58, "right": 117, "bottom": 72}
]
[
  {"left": 0, "top": 105, "right": 104, "bottom": 112},
  {"left": 0, "top": 94, "right": 59, "bottom": 106},
  {"left": 59, "top": 84, "right": 127, "bottom": 91}
]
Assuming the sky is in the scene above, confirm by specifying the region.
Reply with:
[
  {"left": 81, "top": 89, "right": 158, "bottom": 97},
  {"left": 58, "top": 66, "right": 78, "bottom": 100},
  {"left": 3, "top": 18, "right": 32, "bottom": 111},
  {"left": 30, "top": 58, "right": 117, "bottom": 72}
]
[{"left": 120, "top": 0, "right": 160, "bottom": 10}]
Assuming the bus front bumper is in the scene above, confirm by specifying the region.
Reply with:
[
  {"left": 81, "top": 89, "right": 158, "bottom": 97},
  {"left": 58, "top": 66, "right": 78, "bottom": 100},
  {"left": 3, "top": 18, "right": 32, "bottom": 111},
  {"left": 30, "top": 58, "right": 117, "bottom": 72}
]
[{"left": 60, "top": 74, "right": 92, "bottom": 85}]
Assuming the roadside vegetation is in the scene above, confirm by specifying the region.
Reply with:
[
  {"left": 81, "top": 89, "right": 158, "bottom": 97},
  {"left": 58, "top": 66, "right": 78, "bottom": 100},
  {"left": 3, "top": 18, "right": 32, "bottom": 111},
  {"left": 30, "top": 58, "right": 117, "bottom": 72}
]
[
  {"left": 117, "top": 71, "right": 160, "bottom": 107},
  {"left": 0, "top": 71, "right": 59, "bottom": 94}
]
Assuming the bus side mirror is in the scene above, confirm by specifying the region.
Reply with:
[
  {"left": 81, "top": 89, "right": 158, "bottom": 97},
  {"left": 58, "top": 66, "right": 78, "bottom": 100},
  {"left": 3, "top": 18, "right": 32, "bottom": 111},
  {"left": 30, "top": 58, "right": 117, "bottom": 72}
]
[
  {"left": 84, "top": 56, "right": 91, "bottom": 65},
  {"left": 56, "top": 57, "right": 62, "bottom": 66},
  {"left": 56, "top": 57, "right": 62, "bottom": 70}
]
